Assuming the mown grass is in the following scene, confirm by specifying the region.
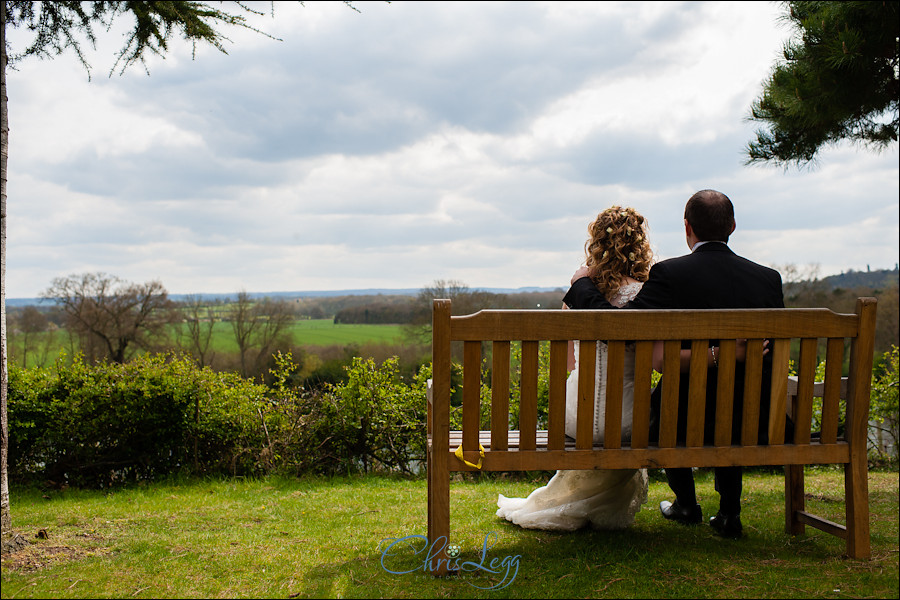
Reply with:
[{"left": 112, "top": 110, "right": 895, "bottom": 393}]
[{"left": 1, "top": 469, "right": 897, "bottom": 599}]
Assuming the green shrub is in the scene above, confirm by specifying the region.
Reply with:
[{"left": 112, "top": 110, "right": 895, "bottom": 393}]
[
  {"left": 790, "top": 346, "right": 899, "bottom": 465},
  {"left": 870, "top": 345, "right": 899, "bottom": 462},
  {"left": 6, "top": 349, "right": 458, "bottom": 484},
  {"left": 7, "top": 353, "right": 270, "bottom": 486},
  {"left": 322, "top": 356, "right": 430, "bottom": 474}
]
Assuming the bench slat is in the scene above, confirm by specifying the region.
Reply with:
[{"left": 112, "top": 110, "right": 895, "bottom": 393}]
[
  {"left": 519, "top": 341, "right": 539, "bottom": 451},
  {"left": 794, "top": 338, "right": 819, "bottom": 444},
  {"left": 547, "top": 340, "right": 567, "bottom": 450},
  {"left": 576, "top": 340, "right": 597, "bottom": 449},
  {"left": 714, "top": 340, "right": 737, "bottom": 446},
  {"left": 491, "top": 341, "right": 510, "bottom": 451},
  {"left": 604, "top": 340, "right": 625, "bottom": 449},
  {"left": 741, "top": 339, "right": 764, "bottom": 446},
  {"left": 686, "top": 339, "right": 709, "bottom": 447},
  {"left": 821, "top": 338, "right": 844, "bottom": 445},
  {"left": 463, "top": 341, "right": 481, "bottom": 452},
  {"left": 659, "top": 340, "right": 682, "bottom": 448},
  {"left": 444, "top": 435, "right": 851, "bottom": 470},
  {"left": 631, "top": 341, "right": 654, "bottom": 449},
  {"left": 449, "top": 309, "right": 859, "bottom": 341},
  {"left": 768, "top": 339, "right": 791, "bottom": 445}
]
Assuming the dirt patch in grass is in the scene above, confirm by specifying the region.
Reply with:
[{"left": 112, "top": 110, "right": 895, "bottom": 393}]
[{"left": 1, "top": 536, "right": 112, "bottom": 573}]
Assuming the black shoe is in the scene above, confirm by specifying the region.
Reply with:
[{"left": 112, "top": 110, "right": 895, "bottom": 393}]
[
  {"left": 659, "top": 500, "right": 702, "bottom": 525},
  {"left": 710, "top": 512, "right": 743, "bottom": 538}
]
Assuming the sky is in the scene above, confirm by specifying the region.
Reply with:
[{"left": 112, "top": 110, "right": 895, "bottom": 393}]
[{"left": 4, "top": 1, "right": 899, "bottom": 299}]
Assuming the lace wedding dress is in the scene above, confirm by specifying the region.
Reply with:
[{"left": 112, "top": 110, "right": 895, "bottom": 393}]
[{"left": 495, "top": 281, "right": 649, "bottom": 531}]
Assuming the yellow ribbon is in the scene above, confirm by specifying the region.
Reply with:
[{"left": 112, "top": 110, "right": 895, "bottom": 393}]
[{"left": 454, "top": 443, "right": 485, "bottom": 470}]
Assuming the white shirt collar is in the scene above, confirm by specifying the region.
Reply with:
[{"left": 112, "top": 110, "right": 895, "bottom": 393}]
[{"left": 691, "top": 240, "right": 727, "bottom": 252}]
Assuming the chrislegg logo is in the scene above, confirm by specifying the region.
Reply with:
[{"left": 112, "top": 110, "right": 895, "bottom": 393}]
[{"left": 379, "top": 532, "right": 520, "bottom": 590}]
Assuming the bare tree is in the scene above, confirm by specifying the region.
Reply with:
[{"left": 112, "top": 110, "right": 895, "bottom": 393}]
[
  {"left": 43, "top": 273, "right": 177, "bottom": 364},
  {"left": 251, "top": 298, "right": 295, "bottom": 377},
  {"left": 178, "top": 295, "right": 217, "bottom": 368},
  {"left": 15, "top": 306, "right": 47, "bottom": 367},
  {"left": 228, "top": 292, "right": 294, "bottom": 378},
  {"left": 229, "top": 291, "right": 259, "bottom": 377},
  {"left": 775, "top": 263, "right": 827, "bottom": 307},
  {"left": 406, "top": 279, "right": 499, "bottom": 343}
]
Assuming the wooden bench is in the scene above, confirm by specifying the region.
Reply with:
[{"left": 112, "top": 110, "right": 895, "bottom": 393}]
[{"left": 426, "top": 297, "right": 878, "bottom": 572}]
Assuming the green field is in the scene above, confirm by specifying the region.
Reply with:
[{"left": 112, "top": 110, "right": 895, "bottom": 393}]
[
  {"left": 206, "top": 319, "right": 406, "bottom": 351},
  {"left": 7, "top": 320, "right": 408, "bottom": 369}
]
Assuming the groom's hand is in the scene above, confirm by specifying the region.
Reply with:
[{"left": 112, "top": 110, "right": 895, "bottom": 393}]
[{"left": 571, "top": 265, "right": 591, "bottom": 285}]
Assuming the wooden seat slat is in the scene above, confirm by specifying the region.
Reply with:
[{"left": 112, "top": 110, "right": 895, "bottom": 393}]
[
  {"left": 714, "top": 340, "right": 737, "bottom": 447},
  {"left": 768, "top": 339, "right": 792, "bottom": 445},
  {"left": 631, "top": 341, "right": 654, "bottom": 449},
  {"left": 741, "top": 339, "right": 764, "bottom": 446},
  {"left": 448, "top": 309, "right": 859, "bottom": 341},
  {"left": 821, "top": 338, "right": 844, "bottom": 445},
  {"left": 659, "top": 340, "right": 682, "bottom": 448},
  {"left": 490, "top": 341, "right": 510, "bottom": 451},
  {"left": 576, "top": 340, "right": 596, "bottom": 450},
  {"left": 603, "top": 340, "right": 626, "bottom": 449},
  {"left": 519, "top": 341, "right": 539, "bottom": 451},
  {"left": 547, "top": 341, "right": 568, "bottom": 450},
  {"left": 794, "top": 338, "right": 819, "bottom": 444},
  {"left": 686, "top": 339, "right": 709, "bottom": 448},
  {"left": 462, "top": 341, "right": 481, "bottom": 451}
]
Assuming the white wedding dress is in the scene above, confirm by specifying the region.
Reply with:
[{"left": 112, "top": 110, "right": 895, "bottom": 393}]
[{"left": 496, "top": 281, "right": 649, "bottom": 531}]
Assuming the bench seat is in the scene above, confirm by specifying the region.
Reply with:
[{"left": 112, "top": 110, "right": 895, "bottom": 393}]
[{"left": 426, "top": 298, "right": 877, "bottom": 572}]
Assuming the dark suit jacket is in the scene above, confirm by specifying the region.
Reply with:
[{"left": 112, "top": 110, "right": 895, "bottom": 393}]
[{"left": 563, "top": 242, "right": 785, "bottom": 444}]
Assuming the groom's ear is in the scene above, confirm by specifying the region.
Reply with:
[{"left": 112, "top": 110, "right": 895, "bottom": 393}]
[{"left": 729, "top": 219, "right": 736, "bottom": 235}]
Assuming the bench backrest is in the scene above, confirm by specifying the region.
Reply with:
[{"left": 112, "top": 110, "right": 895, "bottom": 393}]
[{"left": 430, "top": 298, "right": 877, "bottom": 472}]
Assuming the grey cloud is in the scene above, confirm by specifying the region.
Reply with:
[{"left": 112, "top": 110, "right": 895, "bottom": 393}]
[
  {"left": 106, "top": 1, "right": 696, "bottom": 162},
  {"left": 29, "top": 145, "right": 285, "bottom": 201}
]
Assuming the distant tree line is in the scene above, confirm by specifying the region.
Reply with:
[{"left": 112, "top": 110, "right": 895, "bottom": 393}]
[
  {"left": 333, "top": 302, "right": 417, "bottom": 324},
  {"left": 6, "top": 268, "right": 896, "bottom": 383},
  {"left": 332, "top": 284, "right": 566, "bottom": 325},
  {"left": 777, "top": 265, "right": 899, "bottom": 354}
]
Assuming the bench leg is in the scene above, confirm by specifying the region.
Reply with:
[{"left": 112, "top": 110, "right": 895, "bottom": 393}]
[
  {"left": 427, "top": 454, "right": 450, "bottom": 576},
  {"left": 845, "top": 457, "right": 871, "bottom": 559},
  {"left": 426, "top": 444, "right": 433, "bottom": 548},
  {"left": 785, "top": 464, "right": 805, "bottom": 536}
]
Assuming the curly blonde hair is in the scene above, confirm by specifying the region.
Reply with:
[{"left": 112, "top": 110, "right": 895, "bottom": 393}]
[{"left": 584, "top": 206, "right": 653, "bottom": 299}]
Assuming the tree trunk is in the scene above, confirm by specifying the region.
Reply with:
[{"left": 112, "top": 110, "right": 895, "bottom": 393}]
[
  {"left": 0, "top": 4, "right": 26, "bottom": 555},
  {"left": 1, "top": 0, "right": 14, "bottom": 543}
]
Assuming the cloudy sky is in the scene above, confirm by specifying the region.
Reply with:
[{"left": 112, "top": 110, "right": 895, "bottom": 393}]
[{"left": 5, "top": 1, "right": 898, "bottom": 298}]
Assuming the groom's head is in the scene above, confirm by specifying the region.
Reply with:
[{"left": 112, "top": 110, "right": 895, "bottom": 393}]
[{"left": 684, "top": 189, "right": 736, "bottom": 245}]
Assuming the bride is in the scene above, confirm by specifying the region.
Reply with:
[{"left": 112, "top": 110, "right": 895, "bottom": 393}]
[{"left": 496, "top": 206, "right": 654, "bottom": 531}]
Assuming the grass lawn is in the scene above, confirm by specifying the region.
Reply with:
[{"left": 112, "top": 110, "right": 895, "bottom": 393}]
[{"left": 1, "top": 468, "right": 897, "bottom": 599}]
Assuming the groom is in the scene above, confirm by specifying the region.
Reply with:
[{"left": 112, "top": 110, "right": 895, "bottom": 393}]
[{"left": 562, "top": 189, "right": 784, "bottom": 538}]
